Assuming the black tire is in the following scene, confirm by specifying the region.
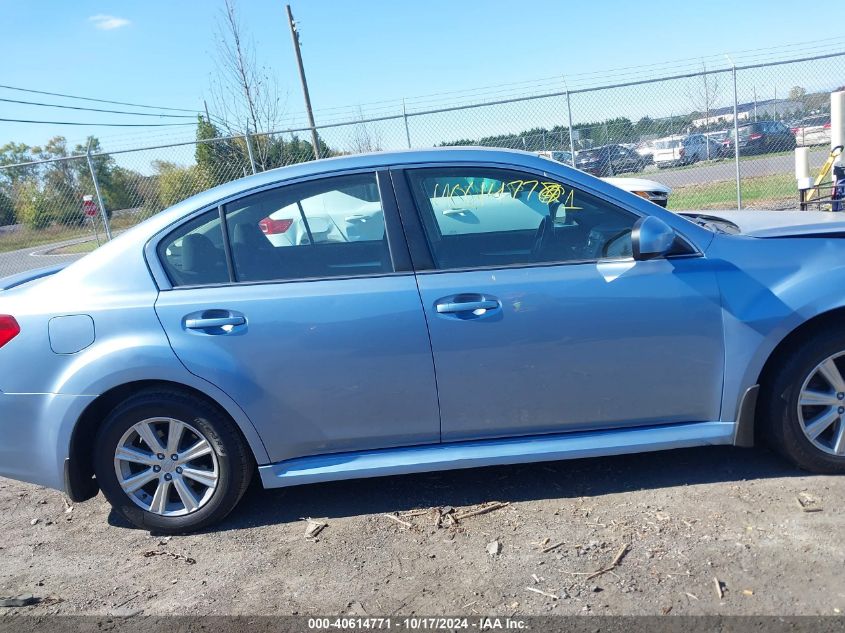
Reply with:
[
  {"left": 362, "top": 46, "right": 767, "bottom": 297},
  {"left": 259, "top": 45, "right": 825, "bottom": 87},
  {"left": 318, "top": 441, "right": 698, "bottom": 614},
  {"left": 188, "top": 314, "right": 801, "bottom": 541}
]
[
  {"left": 94, "top": 389, "right": 253, "bottom": 533},
  {"left": 760, "top": 329, "right": 845, "bottom": 474}
]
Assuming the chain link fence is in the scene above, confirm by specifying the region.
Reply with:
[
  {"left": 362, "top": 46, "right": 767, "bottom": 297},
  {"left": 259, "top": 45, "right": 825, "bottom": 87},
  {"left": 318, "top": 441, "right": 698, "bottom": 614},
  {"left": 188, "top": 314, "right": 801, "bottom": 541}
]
[{"left": 1, "top": 51, "right": 843, "bottom": 277}]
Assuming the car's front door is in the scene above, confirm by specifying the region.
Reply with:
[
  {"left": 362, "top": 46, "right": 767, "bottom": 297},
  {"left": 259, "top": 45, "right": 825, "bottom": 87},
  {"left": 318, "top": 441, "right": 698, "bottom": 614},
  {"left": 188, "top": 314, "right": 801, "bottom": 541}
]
[
  {"left": 395, "top": 165, "right": 725, "bottom": 442},
  {"left": 153, "top": 171, "right": 440, "bottom": 463}
]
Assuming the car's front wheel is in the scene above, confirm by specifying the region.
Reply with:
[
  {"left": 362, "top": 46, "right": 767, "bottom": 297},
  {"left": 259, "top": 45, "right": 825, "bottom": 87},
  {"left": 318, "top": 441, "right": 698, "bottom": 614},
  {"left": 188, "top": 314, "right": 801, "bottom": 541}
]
[
  {"left": 761, "top": 329, "right": 845, "bottom": 473},
  {"left": 93, "top": 389, "right": 253, "bottom": 533}
]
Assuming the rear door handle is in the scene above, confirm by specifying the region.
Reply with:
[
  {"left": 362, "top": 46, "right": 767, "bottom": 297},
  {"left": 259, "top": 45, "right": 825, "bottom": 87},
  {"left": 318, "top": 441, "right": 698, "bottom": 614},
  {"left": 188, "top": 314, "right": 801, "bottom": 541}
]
[{"left": 185, "top": 316, "right": 246, "bottom": 329}]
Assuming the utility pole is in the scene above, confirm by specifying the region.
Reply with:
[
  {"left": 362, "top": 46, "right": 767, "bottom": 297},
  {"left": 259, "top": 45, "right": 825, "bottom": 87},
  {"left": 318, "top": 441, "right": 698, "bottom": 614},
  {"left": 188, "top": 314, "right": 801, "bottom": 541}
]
[
  {"left": 286, "top": 4, "right": 321, "bottom": 159},
  {"left": 753, "top": 87, "right": 757, "bottom": 121}
]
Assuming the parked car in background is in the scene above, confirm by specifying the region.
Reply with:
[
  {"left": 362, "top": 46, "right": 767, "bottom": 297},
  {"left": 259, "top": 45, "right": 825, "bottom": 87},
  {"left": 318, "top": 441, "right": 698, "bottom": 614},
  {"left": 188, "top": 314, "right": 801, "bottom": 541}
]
[
  {"left": 574, "top": 144, "right": 645, "bottom": 176},
  {"left": 653, "top": 134, "right": 719, "bottom": 168},
  {"left": 603, "top": 177, "right": 671, "bottom": 207},
  {"left": 792, "top": 115, "right": 832, "bottom": 147},
  {"left": 257, "top": 185, "right": 384, "bottom": 247},
  {"left": 705, "top": 130, "right": 729, "bottom": 145},
  {"left": 536, "top": 150, "right": 573, "bottom": 165},
  {"left": 635, "top": 141, "right": 656, "bottom": 164},
  {"left": 6, "top": 148, "right": 845, "bottom": 534},
  {"left": 539, "top": 152, "right": 671, "bottom": 207},
  {"left": 720, "top": 121, "right": 797, "bottom": 156}
]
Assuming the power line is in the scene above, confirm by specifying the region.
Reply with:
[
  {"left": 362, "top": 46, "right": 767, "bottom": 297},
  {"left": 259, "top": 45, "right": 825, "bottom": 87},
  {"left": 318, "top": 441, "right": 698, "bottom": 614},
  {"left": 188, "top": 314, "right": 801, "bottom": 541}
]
[
  {"left": 0, "top": 83, "right": 198, "bottom": 113},
  {"left": 0, "top": 96, "right": 198, "bottom": 118},
  {"left": 0, "top": 117, "right": 197, "bottom": 127}
]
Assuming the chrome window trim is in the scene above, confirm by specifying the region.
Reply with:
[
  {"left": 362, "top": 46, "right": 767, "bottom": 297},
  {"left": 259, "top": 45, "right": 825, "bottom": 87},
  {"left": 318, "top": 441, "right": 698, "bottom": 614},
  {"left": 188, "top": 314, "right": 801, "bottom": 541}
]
[
  {"left": 160, "top": 270, "right": 416, "bottom": 292},
  {"left": 412, "top": 252, "right": 702, "bottom": 278},
  {"left": 145, "top": 166, "right": 395, "bottom": 291},
  {"left": 394, "top": 161, "right": 702, "bottom": 273}
]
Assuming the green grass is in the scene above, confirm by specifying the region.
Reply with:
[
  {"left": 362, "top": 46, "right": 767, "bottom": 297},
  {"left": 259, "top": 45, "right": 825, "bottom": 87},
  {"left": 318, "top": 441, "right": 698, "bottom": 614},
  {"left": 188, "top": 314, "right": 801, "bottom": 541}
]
[
  {"left": 668, "top": 173, "right": 797, "bottom": 210},
  {"left": 0, "top": 225, "right": 93, "bottom": 253},
  {"left": 0, "top": 213, "right": 141, "bottom": 254}
]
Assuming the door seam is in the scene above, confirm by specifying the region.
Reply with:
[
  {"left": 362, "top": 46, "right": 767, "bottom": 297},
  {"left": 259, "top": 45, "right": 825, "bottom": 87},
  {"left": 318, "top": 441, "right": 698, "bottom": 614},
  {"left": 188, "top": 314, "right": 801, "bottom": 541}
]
[{"left": 387, "top": 170, "right": 444, "bottom": 441}]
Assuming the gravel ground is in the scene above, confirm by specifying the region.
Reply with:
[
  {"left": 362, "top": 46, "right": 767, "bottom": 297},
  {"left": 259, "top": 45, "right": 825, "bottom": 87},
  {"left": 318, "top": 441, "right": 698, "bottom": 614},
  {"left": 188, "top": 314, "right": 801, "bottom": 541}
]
[{"left": 0, "top": 445, "right": 843, "bottom": 617}]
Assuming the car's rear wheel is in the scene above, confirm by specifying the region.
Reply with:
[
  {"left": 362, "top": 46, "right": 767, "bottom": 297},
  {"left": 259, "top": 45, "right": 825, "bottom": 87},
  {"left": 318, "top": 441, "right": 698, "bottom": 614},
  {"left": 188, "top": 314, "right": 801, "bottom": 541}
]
[
  {"left": 94, "top": 389, "right": 253, "bottom": 533},
  {"left": 761, "top": 330, "right": 845, "bottom": 473}
]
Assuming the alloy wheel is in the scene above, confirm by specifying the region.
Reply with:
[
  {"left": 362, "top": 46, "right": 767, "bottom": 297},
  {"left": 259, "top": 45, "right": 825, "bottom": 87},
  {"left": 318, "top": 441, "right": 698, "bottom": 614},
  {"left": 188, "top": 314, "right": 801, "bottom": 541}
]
[
  {"left": 797, "top": 351, "right": 845, "bottom": 456},
  {"left": 113, "top": 417, "right": 219, "bottom": 516}
]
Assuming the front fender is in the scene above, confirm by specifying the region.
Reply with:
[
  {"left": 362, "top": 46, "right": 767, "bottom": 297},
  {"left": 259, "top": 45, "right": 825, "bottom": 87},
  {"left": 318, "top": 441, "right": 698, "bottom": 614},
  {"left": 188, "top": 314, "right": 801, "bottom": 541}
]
[{"left": 712, "top": 235, "right": 845, "bottom": 422}]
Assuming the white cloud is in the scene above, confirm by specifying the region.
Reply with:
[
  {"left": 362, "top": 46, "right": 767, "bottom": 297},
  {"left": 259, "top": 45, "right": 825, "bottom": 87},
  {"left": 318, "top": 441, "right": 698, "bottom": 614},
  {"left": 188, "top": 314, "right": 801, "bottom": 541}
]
[{"left": 88, "top": 14, "right": 131, "bottom": 30}]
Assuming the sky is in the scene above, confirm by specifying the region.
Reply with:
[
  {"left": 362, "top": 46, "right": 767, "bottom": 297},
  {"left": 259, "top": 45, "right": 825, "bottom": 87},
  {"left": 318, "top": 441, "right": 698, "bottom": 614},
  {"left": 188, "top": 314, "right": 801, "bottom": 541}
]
[{"left": 1, "top": 0, "right": 844, "bottom": 156}]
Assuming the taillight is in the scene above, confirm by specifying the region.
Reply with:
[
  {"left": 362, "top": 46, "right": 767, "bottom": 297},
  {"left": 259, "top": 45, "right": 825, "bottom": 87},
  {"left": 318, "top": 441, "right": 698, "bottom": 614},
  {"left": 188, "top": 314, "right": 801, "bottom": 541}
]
[
  {"left": 824, "top": 122, "right": 831, "bottom": 129},
  {"left": 258, "top": 218, "right": 293, "bottom": 234},
  {"left": 749, "top": 133, "right": 763, "bottom": 140},
  {"left": 679, "top": 148, "right": 685, "bottom": 158},
  {"left": 0, "top": 316, "right": 20, "bottom": 348}
]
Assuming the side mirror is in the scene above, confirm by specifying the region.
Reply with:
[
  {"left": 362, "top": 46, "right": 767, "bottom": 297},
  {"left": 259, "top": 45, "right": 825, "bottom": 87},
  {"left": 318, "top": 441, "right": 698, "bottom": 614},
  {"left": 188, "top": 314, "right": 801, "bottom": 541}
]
[{"left": 632, "top": 216, "right": 675, "bottom": 261}]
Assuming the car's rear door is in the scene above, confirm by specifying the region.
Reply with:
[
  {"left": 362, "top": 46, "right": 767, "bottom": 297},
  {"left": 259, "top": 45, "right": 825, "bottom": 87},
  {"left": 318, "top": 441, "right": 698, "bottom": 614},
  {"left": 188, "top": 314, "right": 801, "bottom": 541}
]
[
  {"left": 153, "top": 170, "right": 440, "bottom": 463},
  {"left": 392, "top": 164, "right": 725, "bottom": 443}
]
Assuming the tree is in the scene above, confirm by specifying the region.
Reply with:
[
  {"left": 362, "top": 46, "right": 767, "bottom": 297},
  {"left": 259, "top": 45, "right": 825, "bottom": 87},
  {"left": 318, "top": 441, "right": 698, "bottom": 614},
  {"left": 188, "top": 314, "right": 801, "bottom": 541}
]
[
  {"left": 348, "top": 108, "right": 383, "bottom": 154},
  {"left": 150, "top": 161, "right": 212, "bottom": 209},
  {"left": 15, "top": 180, "right": 62, "bottom": 229},
  {"left": 195, "top": 116, "right": 251, "bottom": 186},
  {"left": 208, "top": 0, "right": 283, "bottom": 169},
  {"left": 0, "top": 142, "right": 40, "bottom": 188},
  {"left": 0, "top": 188, "right": 14, "bottom": 226},
  {"left": 789, "top": 86, "right": 807, "bottom": 101},
  {"left": 686, "top": 65, "right": 722, "bottom": 133}
]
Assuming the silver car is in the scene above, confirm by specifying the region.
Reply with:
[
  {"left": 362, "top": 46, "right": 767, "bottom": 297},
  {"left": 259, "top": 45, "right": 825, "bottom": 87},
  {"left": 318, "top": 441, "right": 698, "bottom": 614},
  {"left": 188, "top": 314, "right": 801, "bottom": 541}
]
[{"left": 2, "top": 148, "right": 845, "bottom": 534}]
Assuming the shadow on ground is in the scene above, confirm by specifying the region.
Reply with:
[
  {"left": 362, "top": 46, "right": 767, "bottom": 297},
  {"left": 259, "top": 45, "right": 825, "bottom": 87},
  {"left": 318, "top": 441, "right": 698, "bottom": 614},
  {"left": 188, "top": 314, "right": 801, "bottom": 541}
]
[
  {"left": 107, "top": 445, "right": 808, "bottom": 532},
  {"left": 112, "top": 445, "right": 809, "bottom": 533}
]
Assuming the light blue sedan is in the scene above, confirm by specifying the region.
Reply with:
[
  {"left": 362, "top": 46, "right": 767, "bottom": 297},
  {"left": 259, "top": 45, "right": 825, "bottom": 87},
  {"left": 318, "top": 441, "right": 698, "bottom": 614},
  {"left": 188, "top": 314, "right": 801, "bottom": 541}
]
[{"left": 2, "top": 148, "right": 845, "bottom": 533}]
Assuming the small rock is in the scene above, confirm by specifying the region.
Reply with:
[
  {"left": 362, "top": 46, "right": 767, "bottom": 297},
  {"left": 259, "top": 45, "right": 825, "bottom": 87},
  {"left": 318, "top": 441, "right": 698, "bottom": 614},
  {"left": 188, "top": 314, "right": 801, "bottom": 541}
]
[
  {"left": 30, "top": 518, "right": 39, "bottom": 526},
  {"left": 591, "top": 586, "right": 603, "bottom": 593},
  {"left": 486, "top": 540, "right": 502, "bottom": 556},
  {"left": 304, "top": 519, "right": 328, "bottom": 539}
]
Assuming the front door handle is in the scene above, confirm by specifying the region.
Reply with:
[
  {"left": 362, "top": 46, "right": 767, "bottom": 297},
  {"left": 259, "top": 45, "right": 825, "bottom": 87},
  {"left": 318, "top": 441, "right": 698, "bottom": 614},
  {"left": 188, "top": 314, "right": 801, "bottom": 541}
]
[
  {"left": 436, "top": 299, "right": 499, "bottom": 314},
  {"left": 434, "top": 295, "right": 500, "bottom": 317},
  {"left": 185, "top": 316, "right": 246, "bottom": 329}
]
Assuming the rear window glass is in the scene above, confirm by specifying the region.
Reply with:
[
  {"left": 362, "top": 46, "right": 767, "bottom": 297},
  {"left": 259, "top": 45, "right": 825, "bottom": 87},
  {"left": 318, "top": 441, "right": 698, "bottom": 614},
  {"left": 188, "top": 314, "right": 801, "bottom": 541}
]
[
  {"left": 158, "top": 210, "right": 229, "bottom": 287},
  {"left": 737, "top": 124, "right": 762, "bottom": 137},
  {"left": 654, "top": 139, "right": 682, "bottom": 149}
]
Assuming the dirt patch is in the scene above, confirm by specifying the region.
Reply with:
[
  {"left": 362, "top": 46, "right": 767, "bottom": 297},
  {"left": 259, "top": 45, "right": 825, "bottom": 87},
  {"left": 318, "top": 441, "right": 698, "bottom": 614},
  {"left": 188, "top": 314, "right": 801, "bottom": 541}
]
[{"left": 0, "top": 446, "right": 843, "bottom": 616}]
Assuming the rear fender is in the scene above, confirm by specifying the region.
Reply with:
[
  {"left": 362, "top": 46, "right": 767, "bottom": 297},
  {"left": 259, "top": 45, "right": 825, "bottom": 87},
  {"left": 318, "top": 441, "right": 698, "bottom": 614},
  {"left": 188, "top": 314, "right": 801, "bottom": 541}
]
[{"left": 52, "top": 335, "right": 271, "bottom": 468}]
